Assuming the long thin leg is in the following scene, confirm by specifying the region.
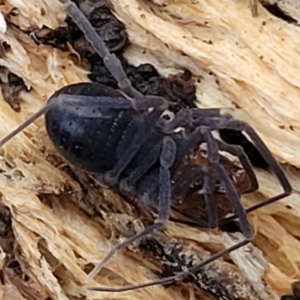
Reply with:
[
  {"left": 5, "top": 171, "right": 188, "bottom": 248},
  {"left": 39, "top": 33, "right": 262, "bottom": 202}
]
[
  {"left": 190, "top": 108, "right": 223, "bottom": 119},
  {"left": 58, "top": 93, "right": 168, "bottom": 112},
  {"left": 86, "top": 136, "right": 176, "bottom": 283},
  {"left": 103, "top": 109, "right": 164, "bottom": 186},
  {"left": 55, "top": 93, "right": 133, "bottom": 110},
  {"left": 172, "top": 167, "right": 205, "bottom": 198},
  {"left": 0, "top": 92, "right": 134, "bottom": 148},
  {"left": 0, "top": 104, "right": 51, "bottom": 148},
  {"left": 171, "top": 129, "right": 204, "bottom": 172},
  {"left": 60, "top": 1, "right": 170, "bottom": 118},
  {"left": 120, "top": 142, "right": 162, "bottom": 192},
  {"left": 192, "top": 114, "right": 292, "bottom": 215},
  {"left": 129, "top": 94, "right": 168, "bottom": 112},
  {"left": 172, "top": 166, "right": 218, "bottom": 228},
  {"left": 217, "top": 141, "right": 258, "bottom": 194},
  {"left": 149, "top": 129, "right": 206, "bottom": 222},
  {"left": 201, "top": 166, "right": 218, "bottom": 228},
  {"left": 59, "top": 0, "right": 140, "bottom": 98},
  {"left": 217, "top": 119, "right": 292, "bottom": 215},
  {"left": 161, "top": 108, "right": 227, "bottom": 134},
  {"left": 203, "top": 129, "right": 253, "bottom": 238},
  {"left": 0, "top": 82, "right": 166, "bottom": 149},
  {"left": 88, "top": 128, "right": 253, "bottom": 292}
]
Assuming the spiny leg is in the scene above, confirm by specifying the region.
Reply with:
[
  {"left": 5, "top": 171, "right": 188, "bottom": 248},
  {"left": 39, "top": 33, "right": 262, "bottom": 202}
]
[
  {"left": 88, "top": 128, "right": 253, "bottom": 292},
  {"left": 216, "top": 141, "right": 260, "bottom": 226},
  {"left": 87, "top": 136, "right": 176, "bottom": 284}
]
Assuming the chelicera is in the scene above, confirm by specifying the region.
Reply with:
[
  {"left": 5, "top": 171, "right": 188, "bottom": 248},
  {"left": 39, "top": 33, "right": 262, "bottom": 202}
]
[{"left": 0, "top": 0, "right": 292, "bottom": 292}]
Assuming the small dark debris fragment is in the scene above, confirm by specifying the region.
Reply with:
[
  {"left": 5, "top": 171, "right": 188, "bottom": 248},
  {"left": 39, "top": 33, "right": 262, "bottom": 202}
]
[
  {"left": 30, "top": 24, "right": 80, "bottom": 51},
  {"left": 31, "top": 0, "right": 127, "bottom": 57},
  {"left": 8, "top": 7, "right": 20, "bottom": 17},
  {"left": 140, "top": 237, "right": 240, "bottom": 300},
  {"left": 262, "top": 2, "right": 298, "bottom": 24},
  {"left": 0, "top": 70, "right": 30, "bottom": 112},
  {"left": 219, "top": 219, "right": 242, "bottom": 234},
  {"left": 0, "top": 40, "right": 11, "bottom": 58},
  {"left": 0, "top": 203, "right": 12, "bottom": 238}
]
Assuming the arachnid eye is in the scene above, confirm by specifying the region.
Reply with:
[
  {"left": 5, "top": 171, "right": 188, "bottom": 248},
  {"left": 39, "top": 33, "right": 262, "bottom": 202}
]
[{"left": 161, "top": 110, "right": 175, "bottom": 121}]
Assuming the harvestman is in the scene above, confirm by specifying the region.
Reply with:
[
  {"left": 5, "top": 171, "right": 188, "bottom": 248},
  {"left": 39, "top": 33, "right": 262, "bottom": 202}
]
[{"left": 0, "top": 0, "right": 292, "bottom": 292}]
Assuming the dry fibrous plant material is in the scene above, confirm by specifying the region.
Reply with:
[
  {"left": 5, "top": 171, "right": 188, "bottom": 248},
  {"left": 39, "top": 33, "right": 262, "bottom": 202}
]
[{"left": 0, "top": 0, "right": 299, "bottom": 300}]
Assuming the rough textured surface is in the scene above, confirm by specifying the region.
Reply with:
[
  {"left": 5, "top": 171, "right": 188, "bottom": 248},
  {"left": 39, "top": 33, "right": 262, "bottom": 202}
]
[{"left": 0, "top": 0, "right": 299, "bottom": 300}]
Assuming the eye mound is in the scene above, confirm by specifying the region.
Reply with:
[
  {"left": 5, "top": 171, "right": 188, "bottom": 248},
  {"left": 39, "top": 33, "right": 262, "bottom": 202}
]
[{"left": 161, "top": 110, "right": 175, "bottom": 121}]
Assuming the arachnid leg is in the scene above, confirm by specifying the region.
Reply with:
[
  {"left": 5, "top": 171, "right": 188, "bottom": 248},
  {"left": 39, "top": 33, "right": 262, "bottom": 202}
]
[
  {"left": 129, "top": 94, "right": 168, "bottom": 112},
  {"left": 171, "top": 128, "right": 205, "bottom": 172},
  {"left": 217, "top": 141, "right": 259, "bottom": 194},
  {"left": 120, "top": 142, "right": 162, "bottom": 192},
  {"left": 87, "top": 136, "right": 176, "bottom": 284},
  {"left": 53, "top": 82, "right": 168, "bottom": 112},
  {"left": 102, "top": 109, "right": 166, "bottom": 186},
  {"left": 201, "top": 167, "right": 218, "bottom": 228},
  {"left": 0, "top": 104, "right": 51, "bottom": 148},
  {"left": 218, "top": 118, "right": 292, "bottom": 214},
  {"left": 60, "top": 0, "right": 139, "bottom": 98},
  {"left": 172, "top": 166, "right": 218, "bottom": 228},
  {"left": 88, "top": 128, "right": 253, "bottom": 292},
  {"left": 60, "top": 0, "right": 169, "bottom": 114},
  {"left": 202, "top": 129, "right": 253, "bottom": 239},
  {"left": 193, "top": 113, "right": 292, "bottom": 216}
]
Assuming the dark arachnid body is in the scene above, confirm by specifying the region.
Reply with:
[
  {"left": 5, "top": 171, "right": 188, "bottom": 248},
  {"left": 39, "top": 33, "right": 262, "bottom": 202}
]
[
  {"left": 43, "top": 72, "right": 291, "bottom": 293},
  {"left": 46, "top": 82, "right": 254, "bottom": 231},
  {"left": 0, "top": 0, "right": 292, "bottom": 293}
]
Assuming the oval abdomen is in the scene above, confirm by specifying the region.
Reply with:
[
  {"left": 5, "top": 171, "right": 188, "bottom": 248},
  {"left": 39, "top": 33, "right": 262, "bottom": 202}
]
[{"left": 45, "top": 82, "right": 139, "bottom": 174}]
